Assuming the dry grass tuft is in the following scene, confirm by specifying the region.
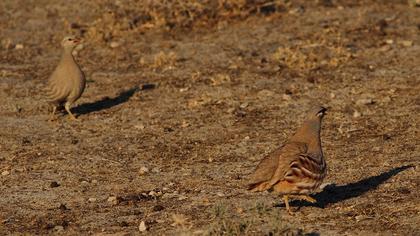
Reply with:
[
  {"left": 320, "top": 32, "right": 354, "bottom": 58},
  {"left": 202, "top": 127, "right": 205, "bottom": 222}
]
[{"left": 272, "top": 42, "right": 352, "bottom": 73}]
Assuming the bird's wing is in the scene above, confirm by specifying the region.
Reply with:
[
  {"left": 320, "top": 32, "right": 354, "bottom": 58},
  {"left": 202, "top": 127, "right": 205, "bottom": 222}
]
[{"left": 247, "top": 142, "right": 307, "bottom": 191}]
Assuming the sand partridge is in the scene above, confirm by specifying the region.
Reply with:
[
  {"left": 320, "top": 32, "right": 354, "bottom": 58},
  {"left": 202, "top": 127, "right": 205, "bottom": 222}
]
[
  {"left": 45, "top": 36, "right": 86, "bottom": 120},
  {"left": 248, "top": 106, "right": 327, "bottom": 214}
]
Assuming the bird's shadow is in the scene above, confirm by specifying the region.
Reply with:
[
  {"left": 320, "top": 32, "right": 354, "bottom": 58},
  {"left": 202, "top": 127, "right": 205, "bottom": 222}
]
[
  {"left": 72, "top": 86, "right": 139, "bottom": 116},
  {"left": 276, "top": 165, "right": 414, "bottom": 209}
]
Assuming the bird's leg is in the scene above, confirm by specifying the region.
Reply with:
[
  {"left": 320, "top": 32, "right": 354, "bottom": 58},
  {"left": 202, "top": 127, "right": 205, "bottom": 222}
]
[
  {"left": 64, "top": 102, "right": 77, "bottom": 120},
  {"left": 295, "top": 195, "right": 317, "bottom": 203},
  {"left": 49, "top": 105, "right": 57, "bottom": 121},
  {"left": 282, "top": 195, "right": 294, "bottom": 215}
]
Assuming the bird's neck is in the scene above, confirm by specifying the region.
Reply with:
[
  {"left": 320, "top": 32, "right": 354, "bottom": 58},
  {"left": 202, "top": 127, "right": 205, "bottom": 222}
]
[
  {"left": 60, "top": 48, "right": 75, "bottom": 63},
  {"left": 290, "top": 119, "right": 322, "bottom": 154}
]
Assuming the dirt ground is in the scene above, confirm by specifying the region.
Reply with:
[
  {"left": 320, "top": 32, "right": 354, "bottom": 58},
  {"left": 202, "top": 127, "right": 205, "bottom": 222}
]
[{"left": 0, "top": 0, "right": 419, "bottom": 235}]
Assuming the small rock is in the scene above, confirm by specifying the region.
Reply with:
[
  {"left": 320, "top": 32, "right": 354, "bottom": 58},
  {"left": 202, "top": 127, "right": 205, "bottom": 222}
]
[
  {"left": 135, "top": 124, "right": 145, "bottom": 130},
  {"left": 81, "top": 180, "right": 89, "bottom": 185},
  {"left": 353, "top": 110, "right": 362, "bottom": 118},
  {"left": 282, "top": 94, "right": 292, "bottom": 101},
  {"left": 138, "top": 221, "right": 147, "bottom": 232},
  {"left": 244, "top": 136, "right": 250, "bottom": 140},
  {"left": 356, "top": 98, "right": 374, "bottom": 106},
  {"left": 14, "top": 44, "right": 24, "bottom": 50},
  {"left": 50, "top": 181, "right": 60, "bottom": 188},
  {"left": 92, "top": 180, "right": 98, "bottom": 184},
  {"left": 382, "top": 96, "right": 391, "bottom": 103},
  {"left": 88, "top": 197, "right": 97, "bottom": 202},
  {"left": 216, "top": 192, "right": 225, "bottom": 197},
  {"left": 139, "top": 166, "right": 149, "bottom": 175},
  {"left": 330, "top": 93, "right": 336, "bottom": 99},
  {"left": 151, "top": 167, "right": 160, "bottom": 173},
  {"left": 148, "top": 191, "right": 157, "bottom": 197},
  {"left": 379, "top": 45, "right": 391, "bottom": 52},
  {"left": 372, "top": 147, "right": 381, "bottom": 152},
  {"left": 401, "top": 40, "right": 413, "bottom": 47},
  {"left": 180, "top": 121, "right": 189, "bottom": 128},
  {"left": 53, "top": 225, "right": 64, "bottom": 232},
  {"left": 58, "top": 204, "right": 68, "bottom": 211},
  {"left": 385, "top": 39, "right": 394, "bottom": 44},
  {"left": 1, "top": 170, "right": 10, "bottom": 176},
  {"left": 239, "top": 102, "right": 249, "bottom": 109},
  {"left": 227, "top": 107, "right": 236, "bottom": 114},
  {"left": 178, "top": 195, "right": 188, "bottom": 200},
  {"left": 107, "top": 196, "right": 118, "bottom": 205},
  {"left": 110, "top": 41, "right": 121, "bottom": 48}
]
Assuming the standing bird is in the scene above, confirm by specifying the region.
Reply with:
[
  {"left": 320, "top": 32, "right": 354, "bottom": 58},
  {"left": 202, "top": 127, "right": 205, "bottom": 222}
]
[
  {"left": 247, "top": 106, "right": 327, "bottom": 214},
  {"left": 46, "top": 36, "right": 86, "bottom": 120}
]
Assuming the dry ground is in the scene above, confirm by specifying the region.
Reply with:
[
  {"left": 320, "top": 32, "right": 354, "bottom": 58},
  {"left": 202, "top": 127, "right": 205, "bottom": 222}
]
[{"left": 0, "top": 0, "right": 419, "bottom": 235}]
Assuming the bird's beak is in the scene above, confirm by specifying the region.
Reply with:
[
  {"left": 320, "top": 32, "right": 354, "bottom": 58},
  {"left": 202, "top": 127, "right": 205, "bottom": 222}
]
[{"left": 317, "top": 107, "right": 327, "bottom": 117}]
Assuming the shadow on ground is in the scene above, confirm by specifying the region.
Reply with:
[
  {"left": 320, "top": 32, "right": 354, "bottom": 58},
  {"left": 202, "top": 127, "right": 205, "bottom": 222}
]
[
  {"left": 276, "top": 165, "right": 414, "bottom": 209},
  {"left": 73, "top": 86, "right": 139, "bottom": 116}
]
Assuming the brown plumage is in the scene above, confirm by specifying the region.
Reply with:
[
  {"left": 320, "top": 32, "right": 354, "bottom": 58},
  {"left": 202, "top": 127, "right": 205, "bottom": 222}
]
[
  {"left": 248, "top": 106, "right": 327, "bottom": 214},
  {"left": 46, "top": 36, "right": 86, "bottom": 120}
]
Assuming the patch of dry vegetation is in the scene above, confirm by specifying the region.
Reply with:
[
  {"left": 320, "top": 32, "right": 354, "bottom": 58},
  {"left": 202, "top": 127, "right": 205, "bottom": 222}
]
[{"left": 70, "top": 0, "right": 289, "bottom": 42}]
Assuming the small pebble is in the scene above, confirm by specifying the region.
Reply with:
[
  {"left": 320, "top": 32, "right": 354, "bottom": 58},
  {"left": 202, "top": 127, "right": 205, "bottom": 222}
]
[
  {"left": 1, "top": 170, "right": 10, "bottom": 176},
  {"left": 53, "top": 225, "right": 64, "bottom": 232},
  {"left": 282, "top": 94, "right": 292, "bottom": 101},
  {"left": 239, "top": 103, "right": 249, "bottom": 109},
  {"left": 216, "top": 192, "right": 225, "bottom": 197},
  {"left": 138, "top": 221, "right": 147, "bottom": 232},
  {"left": 401, "top": 40, "right": 413, "bottom": 47},
  {"left": 372, "top": 147, "right": 381, "bottom": 152},
  {"left": 88, "top": 197, "right": 97, "bottom": 202},
  {"left": 14, "top": 44, "right": 24, "bottom": 49},
  {"left": 353, "top": 110, "right": 362, "bottom": 118},
  {"left": 110, "top": 41, "right": 121, "bottom": 48},
  {"left": 356, "top": 98, "right": 374, "bottom": 105},
  {"left": 50, "top": 181, "right": 60, "bottom": 188},
  {"left": 139, "top": 166, "right": 149, "bottom": 175},
  {"left": 178, "top": 195, "right": 188, "bottom": 200},
  {"left": 135, "top": 124, "right": 145, "bottom": 130},
  {"left": 385, "top": 39, "right": 394, "bottom": 44},
  {"left": 107, "top": 196, "right": 118, "bottom": 205}
]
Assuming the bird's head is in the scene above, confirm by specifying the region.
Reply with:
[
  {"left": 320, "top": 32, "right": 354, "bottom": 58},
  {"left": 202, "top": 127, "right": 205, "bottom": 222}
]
[
  {"left": 309, "top": 106, "right": 327, "bottom": 120},
  {"left": 61, "top": 36, "right": 81, "bottom": 49}
]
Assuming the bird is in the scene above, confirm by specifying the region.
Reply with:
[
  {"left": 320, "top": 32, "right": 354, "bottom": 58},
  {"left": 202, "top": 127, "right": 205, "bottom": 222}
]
[
  {"left": 45, "top": 36, "right": 86, "bottom": 120},
  {"left": 247, "top": 106, "right": 327, "bottom": 214}
]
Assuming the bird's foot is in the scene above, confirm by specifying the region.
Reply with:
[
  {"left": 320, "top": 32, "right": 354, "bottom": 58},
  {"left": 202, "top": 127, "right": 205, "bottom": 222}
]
[
  {"left": 282, "top": 195, "right": 295, "bottom": 215},
  {"left": 295, "top": 195, "right": 317, "bottom": 204}
]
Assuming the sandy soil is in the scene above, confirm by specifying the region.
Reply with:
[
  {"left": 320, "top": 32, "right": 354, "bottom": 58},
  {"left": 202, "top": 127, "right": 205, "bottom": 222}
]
[{"left": 0, "top": 1, "right": 419, "bottom": 235}]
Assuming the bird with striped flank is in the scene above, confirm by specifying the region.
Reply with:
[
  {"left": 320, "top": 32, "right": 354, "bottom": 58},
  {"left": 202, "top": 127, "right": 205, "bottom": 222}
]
[
  {"left": 45, "top": 36, "right": 86, "bottom": 120},
  {"left": 247, "top": 106, "right": 327, "bottom": 214}
]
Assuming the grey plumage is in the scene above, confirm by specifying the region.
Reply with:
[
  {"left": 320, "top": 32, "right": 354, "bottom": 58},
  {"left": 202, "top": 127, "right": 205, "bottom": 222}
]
[{"left": 46, "top": 36, "right": 86, "bottom": 120}]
